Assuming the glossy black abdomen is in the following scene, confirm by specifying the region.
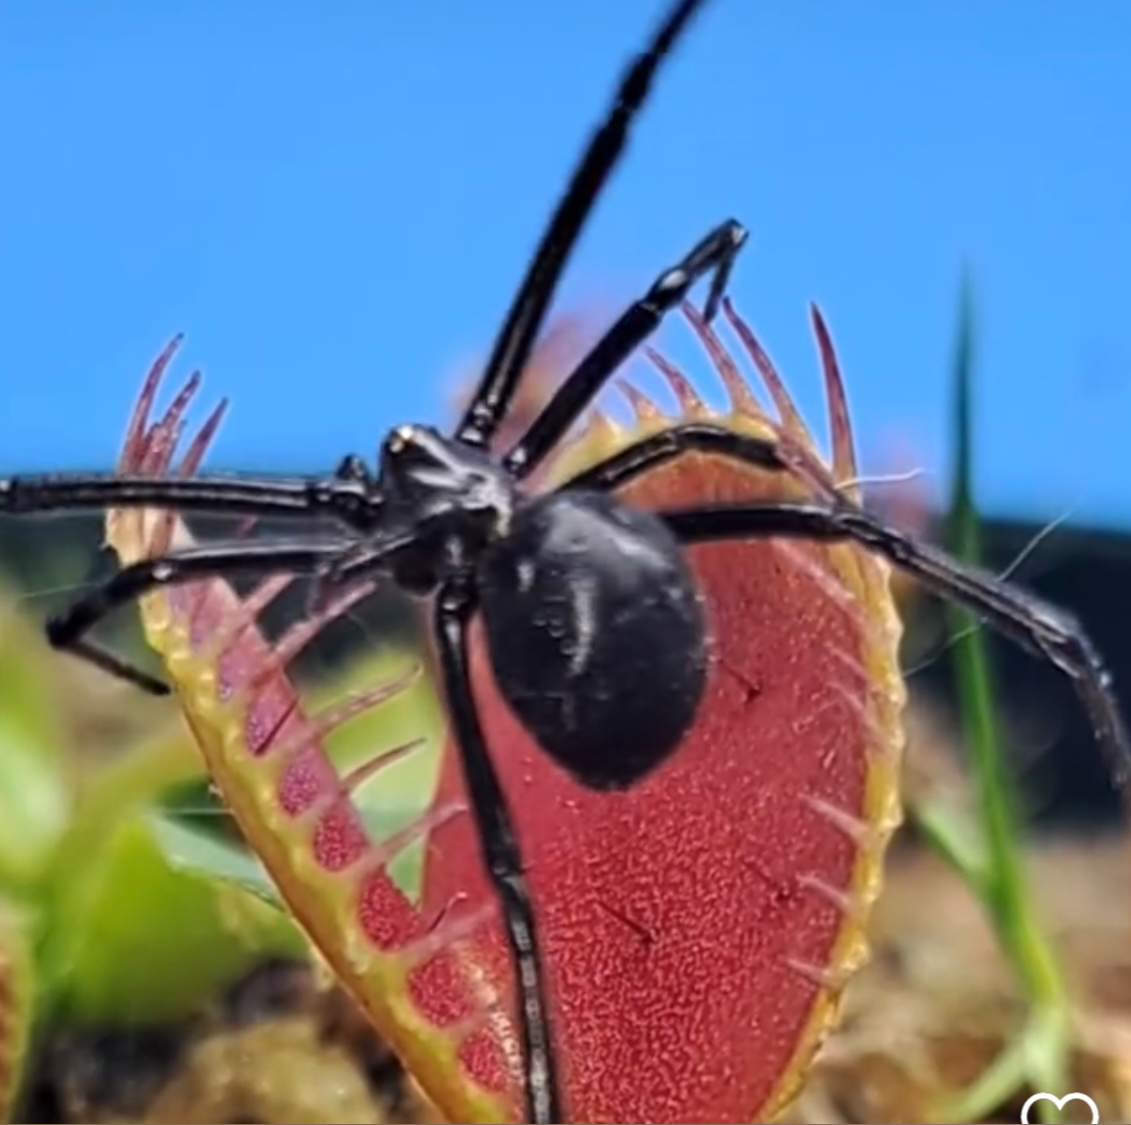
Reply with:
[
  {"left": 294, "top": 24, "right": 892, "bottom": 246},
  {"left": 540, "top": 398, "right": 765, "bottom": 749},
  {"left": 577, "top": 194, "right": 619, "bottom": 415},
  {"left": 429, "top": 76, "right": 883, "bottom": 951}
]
[{"left": 476, "top": 489, "right": 708, "bottom": 790}]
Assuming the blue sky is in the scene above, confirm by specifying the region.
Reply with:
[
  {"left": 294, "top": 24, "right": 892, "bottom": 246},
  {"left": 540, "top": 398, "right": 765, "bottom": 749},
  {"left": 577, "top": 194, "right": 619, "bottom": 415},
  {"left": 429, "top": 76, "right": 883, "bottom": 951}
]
[{"left": 2, "top": 1, "right": 1129, "bottom": 528}]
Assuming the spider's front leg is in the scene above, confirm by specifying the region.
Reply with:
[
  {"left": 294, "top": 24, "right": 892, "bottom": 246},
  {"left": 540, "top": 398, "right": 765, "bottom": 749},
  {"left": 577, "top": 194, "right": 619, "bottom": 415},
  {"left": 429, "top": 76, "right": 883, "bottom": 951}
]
[
  {"left": 454, "top": 0, "right": 718, "bottom": 453},
  {"left": 43, "top": 538, "right": 353, "bottom": 694},
  {"left": 432, "top": 581, "right": 562, "bottom": 1125},
  {"left": 501, "top": 219, "right": 749, "bottom": 478}
]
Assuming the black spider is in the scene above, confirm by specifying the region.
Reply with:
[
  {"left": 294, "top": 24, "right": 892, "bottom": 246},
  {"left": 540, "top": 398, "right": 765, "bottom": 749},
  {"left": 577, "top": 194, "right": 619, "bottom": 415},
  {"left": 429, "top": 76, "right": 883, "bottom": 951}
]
[{"left": 2, "top": 0, "right": 1129, "bottom": 1121}]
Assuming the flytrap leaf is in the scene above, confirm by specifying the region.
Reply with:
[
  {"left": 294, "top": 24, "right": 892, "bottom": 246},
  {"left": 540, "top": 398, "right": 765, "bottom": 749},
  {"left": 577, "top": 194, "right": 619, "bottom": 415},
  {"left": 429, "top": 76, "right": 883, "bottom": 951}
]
[
  {"left": 102, "top": 303, "right": 907, "bottom": 1124},
  {"left": 104, "top": 342, "right": 514, "bottom": 1123},
  {"left": 424, "top": 299, "right": 907, "bottom": 1122}
]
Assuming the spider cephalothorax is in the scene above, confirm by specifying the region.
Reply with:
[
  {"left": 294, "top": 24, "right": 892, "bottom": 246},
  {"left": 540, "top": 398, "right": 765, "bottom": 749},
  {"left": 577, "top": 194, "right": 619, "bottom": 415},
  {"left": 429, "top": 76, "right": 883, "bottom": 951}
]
[{"left": 323, "top": 420, "right": 716, "bottom": 791}]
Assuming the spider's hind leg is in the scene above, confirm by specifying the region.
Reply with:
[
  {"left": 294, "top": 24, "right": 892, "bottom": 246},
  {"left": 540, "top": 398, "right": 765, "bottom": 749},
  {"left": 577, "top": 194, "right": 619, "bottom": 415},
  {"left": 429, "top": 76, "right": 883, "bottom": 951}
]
[
  {"left": 661, "top": 498, "right": 1131, "bottom": 792},
  {"left": 560, "top": 422, "right": 1131, "bottom": 792}
]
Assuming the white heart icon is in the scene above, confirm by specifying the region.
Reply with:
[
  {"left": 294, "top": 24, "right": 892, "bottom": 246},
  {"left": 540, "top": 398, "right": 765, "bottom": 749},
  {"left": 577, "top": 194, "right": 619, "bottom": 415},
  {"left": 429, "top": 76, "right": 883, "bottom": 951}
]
[{"left": 1020, "top": 1091, "right": 1100, "bottom": 1123}]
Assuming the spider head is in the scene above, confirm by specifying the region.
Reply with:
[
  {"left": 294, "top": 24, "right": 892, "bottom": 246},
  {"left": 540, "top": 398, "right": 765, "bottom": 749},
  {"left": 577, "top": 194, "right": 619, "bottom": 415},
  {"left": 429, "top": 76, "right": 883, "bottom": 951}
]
[{"left": 375, "top": 422, "right": 516, "bottom": 593}]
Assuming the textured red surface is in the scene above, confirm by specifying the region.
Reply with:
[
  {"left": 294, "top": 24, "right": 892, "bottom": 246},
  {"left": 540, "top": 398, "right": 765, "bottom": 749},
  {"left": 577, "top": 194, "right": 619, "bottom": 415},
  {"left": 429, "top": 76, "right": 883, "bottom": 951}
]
[{"left": 424, "top": 453, "right": 877, "bottom": 1122}]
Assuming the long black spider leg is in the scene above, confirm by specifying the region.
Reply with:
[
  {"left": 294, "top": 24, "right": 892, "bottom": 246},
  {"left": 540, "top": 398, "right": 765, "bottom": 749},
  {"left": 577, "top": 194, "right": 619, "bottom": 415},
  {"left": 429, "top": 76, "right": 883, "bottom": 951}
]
[
  {"left": 433, "top": 581, "right": 561, "bottom": 1125},
  {"left": 455, "top": 0, "right": 714, "bottom": 450},
  {"left": 565, "top": 421, "right": 1131, "bottom": 779},
  {"left": 45, "top": 538, "right": 355, "bottom": 694},
  {"left": 503, "top": 220, "right": 748, "bottom": 478},
  {"left": 0, "top": 459, "right": 380, "bottom": 530},
  {"left": 662, "top": 500, "right": 1131, "bottom": 791},
  {"left": 559, "top": 419, "right": 794, "bottom": 492}
]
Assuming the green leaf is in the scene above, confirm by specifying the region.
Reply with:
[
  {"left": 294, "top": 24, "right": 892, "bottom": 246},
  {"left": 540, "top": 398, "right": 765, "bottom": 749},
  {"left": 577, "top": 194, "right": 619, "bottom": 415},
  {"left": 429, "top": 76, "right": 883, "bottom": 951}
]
[
  {"left": 911, "top": 799, "right": 988, "bottom": 890},
  {"left": 0, "top": 604, "right": 69, "bottom": 891},
  {"left": 147, "top": 814, "right": 285, "bottom": 910},
  {"left": 43, "top": 811, "right": 305, "bottom": 1026}
]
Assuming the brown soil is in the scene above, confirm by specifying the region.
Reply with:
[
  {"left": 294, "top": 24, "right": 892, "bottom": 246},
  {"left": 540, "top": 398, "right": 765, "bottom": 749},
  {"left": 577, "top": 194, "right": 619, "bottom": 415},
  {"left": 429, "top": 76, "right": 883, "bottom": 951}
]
[
  {"left": 779, "top": 836, "right": 1131, "bottom": 1124},
  {"left": 20, "top": 959, "right": 443, "bottom": 1124}
]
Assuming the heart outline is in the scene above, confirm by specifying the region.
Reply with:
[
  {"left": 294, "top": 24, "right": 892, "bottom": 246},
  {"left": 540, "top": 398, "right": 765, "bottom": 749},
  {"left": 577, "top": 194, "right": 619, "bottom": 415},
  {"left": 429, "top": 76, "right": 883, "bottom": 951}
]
[{"left": 1020, "top": 1091, "right": 1100, "bottom": 1123}]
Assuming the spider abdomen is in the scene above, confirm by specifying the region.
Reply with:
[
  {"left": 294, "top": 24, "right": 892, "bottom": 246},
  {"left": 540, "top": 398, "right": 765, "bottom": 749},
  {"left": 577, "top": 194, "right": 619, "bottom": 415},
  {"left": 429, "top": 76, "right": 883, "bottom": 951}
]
[{"left": 476, "top": 489, "right": 708, "bottom": 790}]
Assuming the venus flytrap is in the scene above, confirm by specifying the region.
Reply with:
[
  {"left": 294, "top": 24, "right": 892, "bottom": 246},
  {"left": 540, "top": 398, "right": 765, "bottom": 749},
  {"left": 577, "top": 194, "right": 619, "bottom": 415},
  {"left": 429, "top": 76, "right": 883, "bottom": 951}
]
[{"left": 95, "top": 302, "right": 909, "bottom": 1122}]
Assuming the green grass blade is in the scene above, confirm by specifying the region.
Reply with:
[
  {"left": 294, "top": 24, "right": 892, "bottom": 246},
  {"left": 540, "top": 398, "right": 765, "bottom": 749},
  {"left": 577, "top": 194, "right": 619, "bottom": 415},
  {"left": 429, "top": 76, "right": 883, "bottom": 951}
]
[
  {"left": 937, "top": 269, "right": 1072, "bottom": 1123},
  {"left": 943, "top": 270, "right": 1025, "bottom": 921}
]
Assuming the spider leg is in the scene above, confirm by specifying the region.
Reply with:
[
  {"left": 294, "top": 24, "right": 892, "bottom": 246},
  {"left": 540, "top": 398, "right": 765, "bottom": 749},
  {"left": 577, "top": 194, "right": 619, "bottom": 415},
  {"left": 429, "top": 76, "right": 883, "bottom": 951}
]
[
  {"left": 433, "top": 580, "right": 561, "bottom": 1125},
  {"left": 455, "top": 0, "right": 715, "bottom": 451},
  {"left": 47, "top": 538, "right": 354, "bottom": 695},
  {"left": 502, "top": 220, "right": 748, "bottom": 478},
  {"left": 0, "top": 467, "right": 379, "bottom": 530},
  {"left": 660, "top": 499, "right": 1131, "bottom": 791},
  {"left": 559, "top": 420, "right": 796, "bottom": 492}
]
